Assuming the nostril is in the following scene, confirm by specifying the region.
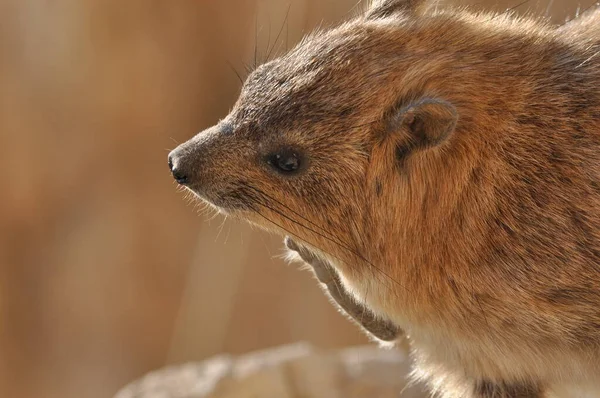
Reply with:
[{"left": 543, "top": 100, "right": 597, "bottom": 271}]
[
  {"left": 168, "top": 153, "right": 189, "bottom": 185},
  {"left": 172, "top": 169, "right": 188, "bottom": 184}
]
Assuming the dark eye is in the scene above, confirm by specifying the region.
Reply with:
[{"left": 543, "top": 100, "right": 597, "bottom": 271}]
[{"left": 267, "top": 149, "right": 301, "bottom": 174}]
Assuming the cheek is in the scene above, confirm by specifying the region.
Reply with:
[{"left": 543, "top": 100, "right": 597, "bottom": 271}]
[
  {"left": 309, "top": 163, "right": 366, "bottom": 204},
  {"left": 248, "top": 180, "right": 316, "bottom": 234},
  {"left": 243, "top": 148, "right": 367, "bottom": 229}
]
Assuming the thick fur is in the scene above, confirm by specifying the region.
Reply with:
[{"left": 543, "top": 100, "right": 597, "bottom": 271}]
[{"left": 169, "top": 1, "right": 600, "bottom": 397}]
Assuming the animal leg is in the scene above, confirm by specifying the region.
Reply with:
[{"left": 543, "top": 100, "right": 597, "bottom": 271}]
[{"left": 285, "top": 237, "right": 401, "bottom": 342}]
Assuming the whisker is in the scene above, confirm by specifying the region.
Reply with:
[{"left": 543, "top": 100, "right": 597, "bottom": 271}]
[
  {"left": 489, "top": 0, "right": 533, "bottom": 21},
  {"left": 215, "top": 215, "right": 229, "bottom": 242},
  {"left": 251, "top": 205, "right": 403, "bottom": 296},
  {"left": 226, "top": 60, "right": 244, "bottom": 85},
  {"left": 266, "top": 9, "right": 272, "bottom": 64},
  {"left": 345, "top": 0, "right": 367, "bottom": 19},
  {"left": 246, "top": 187, "right": 405, "bottom": 293},
  {"left": 559, "top": 1, "right": 598, "bottom": 27},
  {"left": 267, "top": 3, "right": 292, "bottom": 61},
  {"left": 225, "top": 222, "right": 232, "bottom": 244},
  {"left": 578, "top": 49, "right": 600, "bottom": 68},
  {"left": 244, "top": 184, "right": 347, "bottom": 244},
  {"left": 578, "top": 1, "right": 599, "bottom": 17},
  {"left": 254, "top": 10, "right": 259, "bottom": 69},
  {"left": 544, "top": 0, "right": 554, "bottom": 18},
  {"left": 242, "top": 187, "right": 404, "bottom": 294},
  {"left": 245, "top": 184, "right": 356, "bottom": 252},
  {"left": 286, "top": 7, "right": 289, "bottom": 52}
]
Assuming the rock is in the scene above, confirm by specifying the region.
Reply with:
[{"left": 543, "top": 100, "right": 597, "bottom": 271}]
[{"left": 114, "top": 343, "right": 428, "bottom": 398}]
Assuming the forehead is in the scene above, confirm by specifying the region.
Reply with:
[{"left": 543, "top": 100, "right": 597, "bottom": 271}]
[{"left": 232, "top": 20, "right": 401, "bottom": 131}]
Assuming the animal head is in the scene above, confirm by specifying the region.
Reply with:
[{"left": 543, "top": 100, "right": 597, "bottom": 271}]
[{"left": 168, "top": 0, "right": 558, "bottom": 275}]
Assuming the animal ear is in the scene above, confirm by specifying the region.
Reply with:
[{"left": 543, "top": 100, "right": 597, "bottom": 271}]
[
  {"left": 366, "top": 0, "right": 428, "bottom": 18},
  {"left": 389, "top": 98, "right": 458, "bottom": 157}
]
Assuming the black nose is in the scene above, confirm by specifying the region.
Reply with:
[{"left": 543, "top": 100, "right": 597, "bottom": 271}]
[{"left": 168, "top": 153, "right": 188, "bottom": 184}]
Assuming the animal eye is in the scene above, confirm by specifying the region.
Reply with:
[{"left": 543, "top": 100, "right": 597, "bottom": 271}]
[{"left": 267, "top": 149, "right": 301, "bottom": 174}]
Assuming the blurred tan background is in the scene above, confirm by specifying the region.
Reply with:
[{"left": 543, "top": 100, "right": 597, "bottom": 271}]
[{"left": 0, "top": 0, "right": 583, "bottom": 397}]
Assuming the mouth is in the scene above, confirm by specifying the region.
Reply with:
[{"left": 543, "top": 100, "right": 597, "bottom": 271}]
[{"left": 184, "top": 184, "right": 257, "bottom": 215}]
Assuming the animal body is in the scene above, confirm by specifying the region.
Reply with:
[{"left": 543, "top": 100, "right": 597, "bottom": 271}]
[{"left": 168, "top": 0, "right": 600, "bottom": 396}]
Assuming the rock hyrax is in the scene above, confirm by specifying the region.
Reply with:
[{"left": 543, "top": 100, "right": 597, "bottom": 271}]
[{"left": 168, "top": 1, "right": 600, "bottom": 396}]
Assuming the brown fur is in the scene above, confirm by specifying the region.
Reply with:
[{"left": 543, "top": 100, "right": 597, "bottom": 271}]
[{"left": 169, "top": 1, "right": 600, "bottom": 396}]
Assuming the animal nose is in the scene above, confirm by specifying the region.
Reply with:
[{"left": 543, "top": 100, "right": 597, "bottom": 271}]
[{"left": 168, "top": 151, "right": 189, "bottom": 185}]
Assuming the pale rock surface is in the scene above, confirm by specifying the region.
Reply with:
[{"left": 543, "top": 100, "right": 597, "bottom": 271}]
[{"left": 115, "top": 343, "right": 429, "bottom": 398}]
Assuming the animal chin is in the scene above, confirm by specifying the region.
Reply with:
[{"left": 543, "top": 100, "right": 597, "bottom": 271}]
[
  {"left": 182, "top": 185, "right": 226, "bottom": 212},
  {"left": 195, "top": 188, "right": 260, "bottom": 217}
]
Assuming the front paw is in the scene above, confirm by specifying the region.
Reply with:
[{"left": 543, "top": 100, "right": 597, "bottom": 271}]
[
  {"left": 284, "top": 237, "right": 402, "bottom": 342},
  {"left": 284, "top": 236, "right": 335, "bottom": 284}
]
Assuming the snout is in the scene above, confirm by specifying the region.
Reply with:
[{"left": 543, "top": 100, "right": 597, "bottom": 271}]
[
  {"left": 167, "top": 124, "right": 225, "bottom": 188},
  {"left": 168, "top": 147, "right": 192, "bottom": 185},
  {"left": 168, "top": 123, "right": 251, "bottom": 211}
]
